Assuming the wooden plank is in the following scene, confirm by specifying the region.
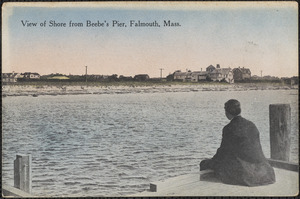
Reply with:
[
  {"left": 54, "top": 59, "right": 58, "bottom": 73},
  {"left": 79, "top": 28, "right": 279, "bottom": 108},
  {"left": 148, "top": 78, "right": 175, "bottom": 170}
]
[
  {"left": 150, "top": 172, "right": 200, "bottom": 192},
  {"left": 268, "top": 158, "right": 299, "bottom": 172},
  {"left": 2, "top": 184, "right": 33, "bottom": 197},
  {"left": 130, "top": 168, "right": 298, "bottom": 196},
  {"left": 269, "top": 104, "right": 291, "bottom": 161}
]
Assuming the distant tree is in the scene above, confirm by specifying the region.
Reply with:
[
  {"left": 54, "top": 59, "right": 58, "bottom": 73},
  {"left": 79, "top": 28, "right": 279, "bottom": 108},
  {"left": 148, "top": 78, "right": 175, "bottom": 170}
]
[
  {"left": 166, "top": 74, "right": 174, "bottom": 81},
  {"left": 108, "top": 74, "right": 119, "bottom": 81},
  {"left": 134, "top": 74, "right": 150, "bottom": 81},
  {"left": 119, "top": 75, "right": 133, "bottom": 81}
]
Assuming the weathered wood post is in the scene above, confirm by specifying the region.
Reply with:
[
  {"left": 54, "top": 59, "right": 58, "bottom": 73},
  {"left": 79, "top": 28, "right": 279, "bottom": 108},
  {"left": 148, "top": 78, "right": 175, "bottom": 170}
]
[
  {"left": 269, "top": 104, "right": 291, "bottom": 161},
  {"left": 14, "top": 154, "right": 32, "bottom": 194}
]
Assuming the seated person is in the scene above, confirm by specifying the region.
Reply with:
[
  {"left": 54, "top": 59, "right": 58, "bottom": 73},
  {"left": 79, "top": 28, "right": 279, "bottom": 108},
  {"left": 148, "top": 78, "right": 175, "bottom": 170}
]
[{"left": 200, "top": 99, "right": 275, "bottom": 186}]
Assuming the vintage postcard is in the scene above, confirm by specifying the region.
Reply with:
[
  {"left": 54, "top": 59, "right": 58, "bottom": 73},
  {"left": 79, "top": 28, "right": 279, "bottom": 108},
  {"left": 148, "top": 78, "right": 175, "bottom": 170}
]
[{"left": 2, "top": 1, "right": 298, "bottom": 197}]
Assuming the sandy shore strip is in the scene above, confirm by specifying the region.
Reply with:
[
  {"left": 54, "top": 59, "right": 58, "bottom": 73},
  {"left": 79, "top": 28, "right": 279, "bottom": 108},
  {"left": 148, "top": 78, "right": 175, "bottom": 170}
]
[{"left": 2, "top": 84, "right": 296, "bottom": 97}]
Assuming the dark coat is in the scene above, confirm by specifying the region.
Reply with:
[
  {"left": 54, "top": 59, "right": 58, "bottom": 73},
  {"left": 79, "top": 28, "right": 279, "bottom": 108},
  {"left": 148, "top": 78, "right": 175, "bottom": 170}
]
[{"left": 207, "top": 116, "right": 275, "bottom": 186}]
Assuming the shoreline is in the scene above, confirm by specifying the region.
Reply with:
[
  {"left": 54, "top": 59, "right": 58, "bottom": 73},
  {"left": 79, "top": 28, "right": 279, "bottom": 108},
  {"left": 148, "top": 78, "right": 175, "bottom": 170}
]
[{"left": 2, "top": 83, "right": 297, "bottom": 97}]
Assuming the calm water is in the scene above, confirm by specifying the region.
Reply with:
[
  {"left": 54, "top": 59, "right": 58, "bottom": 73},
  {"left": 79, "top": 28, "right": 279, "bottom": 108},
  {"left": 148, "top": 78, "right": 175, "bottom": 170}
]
[{"left": 2, "top": 89, "right": 298, "bottom": 196}]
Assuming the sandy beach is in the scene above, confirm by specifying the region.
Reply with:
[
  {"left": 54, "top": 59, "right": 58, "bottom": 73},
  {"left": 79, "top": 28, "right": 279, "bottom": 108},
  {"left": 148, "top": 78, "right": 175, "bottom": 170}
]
[{"left": 2, "top": 83, "right": 296, "bottom": 97}]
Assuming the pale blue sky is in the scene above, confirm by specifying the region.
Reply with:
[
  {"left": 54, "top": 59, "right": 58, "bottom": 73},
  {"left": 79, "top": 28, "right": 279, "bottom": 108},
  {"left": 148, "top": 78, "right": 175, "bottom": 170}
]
[{"left": 2, "top": 2, "right": 298, "bottom": 77}]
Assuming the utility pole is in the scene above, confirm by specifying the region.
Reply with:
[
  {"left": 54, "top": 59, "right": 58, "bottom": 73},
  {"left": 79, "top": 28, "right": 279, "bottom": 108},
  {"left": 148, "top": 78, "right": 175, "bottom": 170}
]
[
  {"left": 261, "top": 70, "right": 263, "bottom": 77},
  {"left": 85, "top": 66, "right": 88, "bottom": 83},
  {"left": 159, "top": 68, "right": 164, "bottom": 79}
]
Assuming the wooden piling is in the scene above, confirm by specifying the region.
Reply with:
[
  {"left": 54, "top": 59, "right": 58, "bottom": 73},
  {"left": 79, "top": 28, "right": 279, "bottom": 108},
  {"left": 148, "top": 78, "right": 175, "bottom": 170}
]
[
  {"left": 14, "top": 154, "right": 32, "bottom": 194},
  {"left": 269, "top": 104, "right": 291, "bottom": 161}
]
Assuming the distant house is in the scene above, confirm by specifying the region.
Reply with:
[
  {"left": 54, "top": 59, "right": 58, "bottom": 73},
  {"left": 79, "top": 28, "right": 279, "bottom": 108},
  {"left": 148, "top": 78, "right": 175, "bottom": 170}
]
[
  {"left": 281, "top": 76, "right": 299, "bottom": 85},
  {"left": 171, "top": 64, "right": 240, "bottom": 83},
  {"left": 22, "top": 72, "right": 40, "bottom": 79},
  {"left": 172, "top": 65, "right": 233, "bottom": 83},
  {"left": 134, "top": 74, "right": 150, "bottom": 81},
  {"left": 232, "top": 67, "right": 251, "bottom": 81},
  {"left": 173, "top": 71, "right": 186, "bottom": 81},
  {"left": 291, "top": 76, "right": 299, "bottom": 85},
  {"left": 2, "top": 72, "right": 23, "bottom": 83},
  {"left": 209, "top": 68, "right": 234, "bottom": 83},
  {"left": 206, "top": 65, "right": 216, "bottom": 73},
  {"left": 191, "top": 71, "right": 208, "bottom": 82},
  {"left": 173, "top": 71, "right": 193, "bottom": 82}
]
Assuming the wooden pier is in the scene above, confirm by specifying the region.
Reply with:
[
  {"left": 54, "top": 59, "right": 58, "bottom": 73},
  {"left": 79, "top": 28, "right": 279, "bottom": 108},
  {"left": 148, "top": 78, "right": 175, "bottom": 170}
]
[{"left": 130, "top": 162, "right": 298, "bottom": 197}]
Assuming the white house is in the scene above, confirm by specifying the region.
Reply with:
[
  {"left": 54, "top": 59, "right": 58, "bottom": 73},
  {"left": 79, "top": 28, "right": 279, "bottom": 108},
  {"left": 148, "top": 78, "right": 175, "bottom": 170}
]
[
  {"left": 191, "top": 71, "right": 208, "bottom": 82},
  {"left": 2, "top": 72, "right": 23, "bottom": 83},
  {"left": 173, "top": 71, "right": 193, "bottom": 82},
  {"left": 22, "top": 72, "right": 40, "bottom": 79},
  {"left": 209, "top": 68, "right": 234, "bottom": 83}
]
